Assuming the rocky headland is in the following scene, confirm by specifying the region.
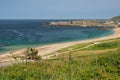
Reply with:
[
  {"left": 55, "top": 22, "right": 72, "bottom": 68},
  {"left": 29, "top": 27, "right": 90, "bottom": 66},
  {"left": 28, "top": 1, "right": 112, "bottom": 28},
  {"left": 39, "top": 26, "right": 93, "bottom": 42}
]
[{"left": 49, "top": 16, "right": 120, "bottom": 28}]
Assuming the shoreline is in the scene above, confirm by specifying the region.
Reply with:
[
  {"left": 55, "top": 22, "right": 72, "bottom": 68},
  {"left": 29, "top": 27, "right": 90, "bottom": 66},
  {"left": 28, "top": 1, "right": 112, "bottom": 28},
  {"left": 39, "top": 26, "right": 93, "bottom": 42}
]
[{"left": 0, "top": 28, "right": 120, "bottom": 63}]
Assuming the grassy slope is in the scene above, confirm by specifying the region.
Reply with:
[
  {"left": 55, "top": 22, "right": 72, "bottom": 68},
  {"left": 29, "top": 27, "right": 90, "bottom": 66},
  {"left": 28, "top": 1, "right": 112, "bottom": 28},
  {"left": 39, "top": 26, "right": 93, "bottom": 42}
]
[
  {"left": 0, "top": 38, "right": 120, "bottom": 80},
  {"left": 55, "top": 38, "right": 120, "bottom": 56}
]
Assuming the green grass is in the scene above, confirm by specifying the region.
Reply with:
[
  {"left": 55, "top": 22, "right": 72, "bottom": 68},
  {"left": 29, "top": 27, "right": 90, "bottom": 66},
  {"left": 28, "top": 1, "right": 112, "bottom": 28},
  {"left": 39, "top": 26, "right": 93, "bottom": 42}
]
[
  {"left": 83, "top": 40, "right": 120, "bottom": 50},
  {"left": 57, "top": 38, "right": 120, "bottom": 52},
  {"left": 44, "top": 43, "right": 92, "bottom": 57},
  {"left": 55, "top": 38, "right": 120, "bottom": 59},
  {"left": 0, "top": 38, "right": 120, "bottom": 80},
  {"left": 56, "top": 43, "right": 91, "bottom": 53},
  {"left": 0, "top": 49, "right": 120, "bottom": 80}
]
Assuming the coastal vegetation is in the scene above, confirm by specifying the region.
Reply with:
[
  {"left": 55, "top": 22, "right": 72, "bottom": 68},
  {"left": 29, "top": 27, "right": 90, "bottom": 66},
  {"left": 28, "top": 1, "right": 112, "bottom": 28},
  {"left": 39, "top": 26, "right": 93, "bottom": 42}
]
[
  {"left": 0, "top": 38, "right": 120, "bottom": 80},
  {"left": 56, "top": 38, "right": 120, "bottom": 53},
  {"left": 24, "top": 48, "right": 41, "bottom": 60},
  {"left": 111, "top": 16, "right": 120, "bottom": 22}
]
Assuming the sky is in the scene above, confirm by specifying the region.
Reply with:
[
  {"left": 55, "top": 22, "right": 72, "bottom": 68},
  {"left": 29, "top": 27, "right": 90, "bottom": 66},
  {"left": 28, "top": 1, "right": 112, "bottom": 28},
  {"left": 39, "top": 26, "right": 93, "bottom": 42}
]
[{"left": 0, "top": 0, "right": 120, "bottom": 19}]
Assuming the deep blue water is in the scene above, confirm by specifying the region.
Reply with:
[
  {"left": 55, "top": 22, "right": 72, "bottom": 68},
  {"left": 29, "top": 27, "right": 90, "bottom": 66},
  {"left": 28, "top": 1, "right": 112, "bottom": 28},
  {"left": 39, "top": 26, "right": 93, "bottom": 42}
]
[{"left": 0, "top": 20, "right": 114, "bottom": 53}]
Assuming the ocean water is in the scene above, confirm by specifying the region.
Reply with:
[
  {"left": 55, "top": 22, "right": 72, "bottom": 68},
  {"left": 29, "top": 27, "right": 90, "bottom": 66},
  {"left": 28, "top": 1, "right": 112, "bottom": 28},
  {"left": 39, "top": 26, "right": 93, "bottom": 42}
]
[{"left": 0, "top": 20, "right": 114, "bottom": 53}]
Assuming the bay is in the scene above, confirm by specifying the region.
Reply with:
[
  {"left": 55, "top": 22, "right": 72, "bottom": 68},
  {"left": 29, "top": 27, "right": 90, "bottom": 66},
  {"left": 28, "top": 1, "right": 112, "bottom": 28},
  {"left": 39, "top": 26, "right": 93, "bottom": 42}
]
[{"left": 0, "top": 20, "right": 114, "bottom": 53}]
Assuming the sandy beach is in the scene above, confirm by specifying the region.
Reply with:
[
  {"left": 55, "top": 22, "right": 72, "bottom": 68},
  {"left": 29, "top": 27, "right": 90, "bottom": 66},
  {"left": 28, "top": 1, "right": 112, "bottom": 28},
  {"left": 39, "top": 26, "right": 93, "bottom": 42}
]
[{"left": 0, "top": 28, "right": 120, "bottom": 63}]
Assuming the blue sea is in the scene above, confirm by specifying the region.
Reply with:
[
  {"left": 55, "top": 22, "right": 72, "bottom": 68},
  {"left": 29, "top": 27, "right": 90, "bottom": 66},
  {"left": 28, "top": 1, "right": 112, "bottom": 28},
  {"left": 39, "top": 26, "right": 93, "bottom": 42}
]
[{"left": 0, "top": 20, "right": 114, "bottom": 53}]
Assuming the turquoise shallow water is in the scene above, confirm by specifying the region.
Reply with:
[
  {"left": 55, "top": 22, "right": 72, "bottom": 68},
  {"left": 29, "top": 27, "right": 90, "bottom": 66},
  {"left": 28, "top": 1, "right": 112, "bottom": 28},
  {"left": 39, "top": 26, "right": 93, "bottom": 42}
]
[{"left": 0, "top": 20, "right": 114, "bottom": 54}]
